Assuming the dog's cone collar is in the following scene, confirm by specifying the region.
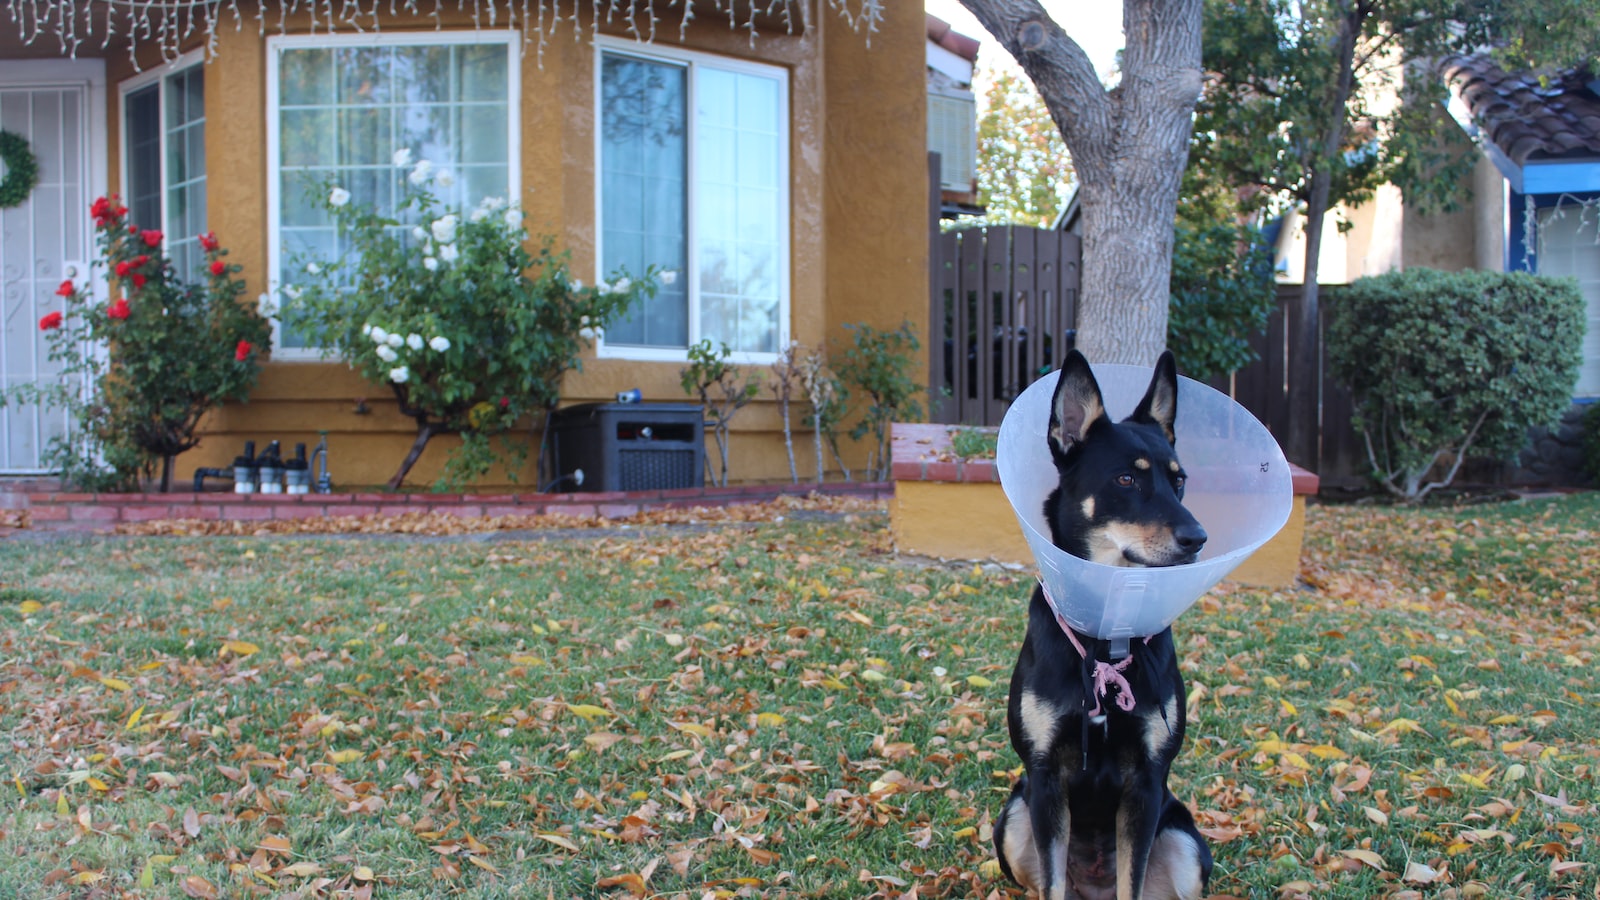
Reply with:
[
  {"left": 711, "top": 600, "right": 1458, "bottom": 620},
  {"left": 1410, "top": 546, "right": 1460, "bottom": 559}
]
[{"left": 998, "top": 363, "right": 1293, "bottom": 641}]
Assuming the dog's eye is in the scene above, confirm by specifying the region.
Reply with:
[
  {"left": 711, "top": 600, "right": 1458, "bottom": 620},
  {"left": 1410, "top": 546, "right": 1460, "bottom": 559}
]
[
  {"left": 1116, "top": 473, "right": 1135, "bottom": 488},
  {"left": 1173, "top": 475, "right": 1187, "bottom": 490}
]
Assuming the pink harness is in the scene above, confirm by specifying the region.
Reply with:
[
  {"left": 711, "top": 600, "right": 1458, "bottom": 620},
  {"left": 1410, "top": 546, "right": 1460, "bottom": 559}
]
[{"left": 1039, "top": 579, "right": 1142, "bottom": 716}]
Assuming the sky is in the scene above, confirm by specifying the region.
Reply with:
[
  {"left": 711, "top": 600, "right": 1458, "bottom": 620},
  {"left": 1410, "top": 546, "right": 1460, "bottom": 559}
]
[{"left": 923, "top": 0, "right": 1125, "bottom": 84}]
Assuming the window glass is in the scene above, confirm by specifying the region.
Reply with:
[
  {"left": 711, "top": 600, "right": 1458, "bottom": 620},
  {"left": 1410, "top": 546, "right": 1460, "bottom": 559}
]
[
  {"left": 599, "top": 48, "right": 787, "bottom": 356},
  {"left": 274, "top": 39, "right": 513, "bottom": 350},
  {"left": 123, "top": 65, "right": 206, "bottom": 280}
]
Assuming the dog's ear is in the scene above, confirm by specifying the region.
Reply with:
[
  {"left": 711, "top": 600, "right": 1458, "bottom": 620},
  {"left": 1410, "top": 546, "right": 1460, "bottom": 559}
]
[
  {"left": 1049, "top": 350, "right": 1105, "bottom": 457},
  {"left": 1129, "top": 350, "right": 1179, "bottom": 445}
]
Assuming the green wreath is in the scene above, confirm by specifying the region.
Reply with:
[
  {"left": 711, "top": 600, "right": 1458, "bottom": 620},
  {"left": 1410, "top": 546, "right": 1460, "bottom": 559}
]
[{"left": 0, "top": 130, "right": 40, "bottom": 210}]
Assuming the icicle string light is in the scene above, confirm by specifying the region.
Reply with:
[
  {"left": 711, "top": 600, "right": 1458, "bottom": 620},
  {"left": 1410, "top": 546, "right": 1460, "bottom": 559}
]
[{"left": 2, "top": 0, "right": 883, "bottom": 69}]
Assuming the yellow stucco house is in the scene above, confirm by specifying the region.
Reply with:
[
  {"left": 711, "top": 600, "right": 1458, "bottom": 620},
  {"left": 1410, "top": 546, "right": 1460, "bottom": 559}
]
[{"left": 0, "top": 1, "right": 930, "bottom": 489}]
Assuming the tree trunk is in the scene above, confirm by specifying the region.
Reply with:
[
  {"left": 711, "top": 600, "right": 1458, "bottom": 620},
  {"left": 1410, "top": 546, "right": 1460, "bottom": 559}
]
[
  {"left": 813, "top": 424, "right": 825, "bottom": 484},
  {"left": 388, "top": 423, "right": 437, "bottom": 491},
  {"left": 160, "top": 454, "right": 174, "bottom": 493},
  {"left": 960, "top": 0, "right": 1203, "bottom": 365},
  {"left": 1286, "top": 4, "right": 1364, "bottom": 471}
]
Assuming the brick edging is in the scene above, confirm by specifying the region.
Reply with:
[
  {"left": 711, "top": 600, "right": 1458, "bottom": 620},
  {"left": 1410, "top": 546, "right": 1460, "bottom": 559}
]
[{"left": 9, "top": 481, "right": 891, "bottom": 531}]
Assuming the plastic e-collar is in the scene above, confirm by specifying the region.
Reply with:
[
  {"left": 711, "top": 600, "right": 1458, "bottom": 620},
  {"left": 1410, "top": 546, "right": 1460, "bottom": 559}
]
[{"left": 997, "top": 363, "right": 1293, "bottom": 654}]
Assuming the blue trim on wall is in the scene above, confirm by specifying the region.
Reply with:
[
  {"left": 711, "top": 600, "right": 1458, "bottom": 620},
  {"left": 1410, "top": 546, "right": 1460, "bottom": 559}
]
[
  {"left": 1523, "top": 161, "right": 1600, "bottom": 194},
  {"left": 1507, "top": 188, "right": 1600, "bottom": 274}
]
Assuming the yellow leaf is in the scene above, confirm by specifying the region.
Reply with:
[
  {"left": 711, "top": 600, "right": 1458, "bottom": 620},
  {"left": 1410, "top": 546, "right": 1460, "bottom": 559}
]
[
  {"left": 1255, "top": 739, "right": 1288, "bottom": 754},
  {"left": 86, "top": 777, "right": 110, "bottom": 792},
  {"left": 1308, "top": 744, "right": 1348, "bottom": 760},
  {"left": 535, "top": 831, "right": 581, "bottom": 852},
  {"left": 756, "top": 712, "right": 786, "bottom": 727},
  {"left": 566, "top": 703, "right": 612, "bottom": 722},
  {"left": 861, "top": 670, "right": 887, "bottom": 682},
  {"left": 329, "top": 749, "right": 363, "bottom": 764},
  {"left": 967, "top": 675, "right": 994, "bottom": 688},
  {"left": 1362, "top": 805, "right": 1389, "bottom": 825},
  {"left": 1280, "top": 752, "right": 1311, "bottom": 770},
  {"left": 56, "top": 789, "right": 69, "bottom": 816},
  {"left": 69, "top": 870, "right": 105, "bottom": 886},
  {"left": 125, "top": 705, "right": 145, "bottom": 730},
  {"left": 1340, "top": 848, "right": 1386, "bottom": 869},
  {"left": 221, "top": 640, "right": 260, "bottom": 657},
  {"left": 18, "top": 599, "right": 42, "bottom": 614},
  {"left": 1488, "top": 714, "right": 1519, "bottom": 726},
  {"left": 278, "top": 862, "right": 322, "bottom": 878},
  {"left": 138, "top": 860, "right": 155, "bottom": 888},
  {"left": 669, "top": 721, "right": 712, "bottom": 738},
  {"left": 1280, "top": 699, "right": 1298, "bottom": 716},
  {"left": 353, "top": 866, "right": 375, "bottom": 882},
  {"left": 98, "top": 676, "right": 131, "bottom": 692},
  {"left": 1457, "top": 772, "right": 1490, "bottom": 790},
  {"left": 509, "top": 654, "right": 544, "bottom": 666},
  {"left": 978, "top": 859, "right": 1003, "bottom": 880},
  {"left": 1503, "top": 764, "right": 1527, "bottom": 783},
  {"left": 952, "top": 826, "right": 976, "bottom": 839},
  {"left": 820, "top": 677, "right": 847, "bottom": 690},
  {"left": 139, "top": 661, "right": 164, "bottom": 671},
  {"left": 657, "top": 749, "right": 694, "bottom": 762}
]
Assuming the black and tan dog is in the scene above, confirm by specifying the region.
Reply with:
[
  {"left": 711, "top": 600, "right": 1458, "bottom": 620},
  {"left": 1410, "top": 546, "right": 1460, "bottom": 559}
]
[{"left": 993, "top": 350, "right": 1212, "bottom": 900}]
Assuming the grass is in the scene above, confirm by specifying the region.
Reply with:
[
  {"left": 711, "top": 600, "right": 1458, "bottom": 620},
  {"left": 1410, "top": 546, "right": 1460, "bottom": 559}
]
[{"left": 1, "top": 495, "right": 1597, "bottom": 898}]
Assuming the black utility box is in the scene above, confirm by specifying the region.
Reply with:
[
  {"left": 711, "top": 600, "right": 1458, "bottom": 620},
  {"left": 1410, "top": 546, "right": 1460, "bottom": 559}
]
[{"left": 547, "top": 402, "right": 705, "bottom": 493}]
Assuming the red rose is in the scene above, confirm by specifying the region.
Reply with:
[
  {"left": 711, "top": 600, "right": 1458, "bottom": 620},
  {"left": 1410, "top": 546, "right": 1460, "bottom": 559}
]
[
  {"left": 55, "top": 279, "right": 74, "bottom": 297},
  {"left": 39, "top": 311, "right": 63, "bottom": 331},
  {"left": 134, "top": 255, "right": 149, "bottom": 267},
  {"left": 128, "top": 225, "right": 138, "bottom": 234},
  {"left": 500, "top": 397, "right": 511, "bottom": 408},
  {"left": 90, "top": 197, "right": 112, "bottom": 219},
  {"left": 115, "top": 261, "right": 133, "bottom": 277},
  {"left": 210, "top": 260, "right": 226, "bottom": 276},
  {"left": 107, "top": 298, "right": 131, "bottom": 320},
  {"left": 141, "top": 229, "right": 163, "bottom": 247},
  {"left": 131, "top": 274, "right": 147, "bottom": 288},
  {"left": 199, "top": 232, "right": 219, "bottom": 252},
  {"left": 235, "top": 339, "right": 253, "bottom": 361}
]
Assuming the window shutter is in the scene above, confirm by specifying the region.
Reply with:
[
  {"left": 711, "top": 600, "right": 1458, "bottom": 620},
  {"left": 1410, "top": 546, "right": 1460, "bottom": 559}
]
[{"left": 927, "top": 93, "right": 976, "bottom": 193}]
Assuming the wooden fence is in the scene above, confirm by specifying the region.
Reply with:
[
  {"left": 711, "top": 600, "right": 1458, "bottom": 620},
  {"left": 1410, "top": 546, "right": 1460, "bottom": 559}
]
[
  {"left": 1207, "top": 285, "right": 1365, "bottom": 485},
  {"left": 928, "top": 225, "right": 1082, "bottom": 426}
]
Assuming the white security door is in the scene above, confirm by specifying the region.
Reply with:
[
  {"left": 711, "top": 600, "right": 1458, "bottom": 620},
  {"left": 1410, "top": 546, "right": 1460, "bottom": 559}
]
[
  {"left": 0, "top": 67, "right": 100, "bottom": 473},
  {"left": 1538, "top": 208, "right": 1600, "bottom": 398}
]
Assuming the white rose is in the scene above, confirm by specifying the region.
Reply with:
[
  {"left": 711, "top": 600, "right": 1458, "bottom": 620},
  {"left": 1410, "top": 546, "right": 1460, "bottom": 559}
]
[
  {"left": 305, "top": 262, "right": 321, "bottom": 275},
  {"left": 423, "top": 256, "right": 439, "bottom": 272},
  {"left": 259, "top": 293, "right": 279, "bottom": 317},
  {"left": 406, "top": 333, "right": 424, "bottom": 351},
  {"left": 570, "top": 278, "right": 584, "bottom": 292},
  {"left": 361, "top": 323, "right": 373, "bottom": 337},
  {"left": 389, "top": 365, "right": 410, "bottom": 384},
  {"left": 504, "top": 209, "right": 524, "bottom": 229},
  {"left": 579, "top": 315, "right": 590, "bottom": 325},
  {"left": 579, "top": 326, "right": 596, "bottom": 340},
  {"left": 412, "top": 226, "right": 428, "bottom": 242},
  {"left": 328, "top": 186, "right": 351, "bottom": 207},
  {"left": 370, "top": 326, "right": 389, "bottom": 344},
  {"left": 284, "top": 285, "right": 302, "bottom": 300},
  {"left": 439, "top": 244, "right": 459, "bottom": 263},
  {"left": 430, "top": 215, "right": 458, "bottom": 244},
  {"left": 660, "top": 270, "right": 678, "bottom": 285},
  {"left": 386, "top": 333, "right": 404, "bottom": 348},
  {"left": 392, "top": 148, "right": 413, "bottom": 168},
  {"left": 469, "top": 207, "right": 488, "bottom": 223},
  {"left": 429, "top": 336, "right": 450, "bottom": 353},
  {"left": 594, "top": 280, "right": 610, "bottom": 294},
  {"left": 611, "top": 277, "right": 631, "bottom": 294},
  {"left": 408, "top": 159, "right": 434, "bottom": 185},
  {"left": 376, "top": 345, "right": 398, "bottom": 363},
  {"left": 435, "top": 169, "right": 456, "bottom": 189}
]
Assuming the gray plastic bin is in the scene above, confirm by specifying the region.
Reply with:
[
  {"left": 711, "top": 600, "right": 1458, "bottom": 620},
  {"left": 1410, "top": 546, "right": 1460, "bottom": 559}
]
[{"left": 547, "top": 402, "right": 705, "bottom": 493}]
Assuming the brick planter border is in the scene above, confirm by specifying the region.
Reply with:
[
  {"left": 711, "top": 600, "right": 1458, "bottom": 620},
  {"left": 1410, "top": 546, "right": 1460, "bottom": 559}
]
[{"left": 3, "top": 481, "right": 891, "bottom": 533}]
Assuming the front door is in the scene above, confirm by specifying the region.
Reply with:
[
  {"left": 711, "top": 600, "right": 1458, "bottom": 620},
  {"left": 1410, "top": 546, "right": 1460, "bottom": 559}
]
[{"left": 0, "top": 62, "right": 102, "bottom": 473}]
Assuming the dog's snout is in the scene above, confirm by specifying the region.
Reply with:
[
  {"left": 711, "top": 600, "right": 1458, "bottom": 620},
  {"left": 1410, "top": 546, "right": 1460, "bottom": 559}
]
[{"left": 1174, "top": 523, "right": 1207, "bottom": 555}]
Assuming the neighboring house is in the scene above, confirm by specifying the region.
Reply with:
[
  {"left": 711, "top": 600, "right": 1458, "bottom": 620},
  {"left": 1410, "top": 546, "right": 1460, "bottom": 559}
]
[
  {"left": 925, "top": 13, "right": 982, "bottom": 218},
  {"left": 0, "top": 3, "right": 929, "bottom": 488}
]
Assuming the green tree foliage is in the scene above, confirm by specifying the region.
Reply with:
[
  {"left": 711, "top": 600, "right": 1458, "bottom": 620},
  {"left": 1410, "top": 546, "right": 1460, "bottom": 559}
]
[
  {"left": 1167, "top": 220, "right": 1276, "bottom": 381},
  {"left": 1, "top": 197, "right": 271, "bottom": 492},
  {"left": 1327, "top": 269, "right": 1583, "bottom": 501},
  {"left": 975, "top": 66, "right": 1073, "bottom": 228},
  {"left": 1191, "top": 0, "right": 1600, "bottom": 466}
]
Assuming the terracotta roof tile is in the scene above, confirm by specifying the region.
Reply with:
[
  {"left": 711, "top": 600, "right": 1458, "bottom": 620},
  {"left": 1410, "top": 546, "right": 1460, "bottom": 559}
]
[{"left": 1443, "top": 54, "right": 1600, "bottom": 165}]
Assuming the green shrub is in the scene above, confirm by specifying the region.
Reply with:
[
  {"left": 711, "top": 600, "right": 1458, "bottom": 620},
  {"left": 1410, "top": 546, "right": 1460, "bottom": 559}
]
[
  {"left": 836, "top": 322, "right": 924, "bottom": 481},
  {"left": 1, "top": 196, "right": 271, "bottom": 492},
  {"left": 1581, "top": 402, "right": 1600, "bottom": 485},
  {"left": 1326, "top": 268, "right": 1583, "bottom": 501},
  {"left": 1168, "top": 221, "right": 1277, "bottom": 380}
]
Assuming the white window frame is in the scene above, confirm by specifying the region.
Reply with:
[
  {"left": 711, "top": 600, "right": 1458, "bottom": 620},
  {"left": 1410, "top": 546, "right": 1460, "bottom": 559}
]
[
  {"left": 265, "top": 30, "right": 522, "bottom": 361},
  {"left": 592, "top": 37, "right": 791, "bottom": 365},
  {"left": 117, "top": 48, "right": 206, "bottom": 258}
]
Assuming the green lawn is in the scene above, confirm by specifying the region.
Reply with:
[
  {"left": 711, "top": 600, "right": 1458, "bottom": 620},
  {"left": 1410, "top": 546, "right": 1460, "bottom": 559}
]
[{"left": 1, "top": 495, "right": 1597, "bottom": 898}]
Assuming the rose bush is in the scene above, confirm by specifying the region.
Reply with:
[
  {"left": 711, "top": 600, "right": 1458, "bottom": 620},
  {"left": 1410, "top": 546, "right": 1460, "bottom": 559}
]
[
  {"left": 285, "top": 153, "right": 657, "bottom": 490},
  {"left": 0, "top": 196, "right": 271, "bottom": 491}
]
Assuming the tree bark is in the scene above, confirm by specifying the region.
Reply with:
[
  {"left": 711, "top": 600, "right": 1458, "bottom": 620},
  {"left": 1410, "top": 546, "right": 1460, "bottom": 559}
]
[
  {"left": 388, "top": 423, "right": 436, "bottom": 491},
  {"left": 1286, "top": 2, "right": 1365, "bottom": 470},
  {"left": 959, "top": 0, "right": 1202, "bottom": 365}
]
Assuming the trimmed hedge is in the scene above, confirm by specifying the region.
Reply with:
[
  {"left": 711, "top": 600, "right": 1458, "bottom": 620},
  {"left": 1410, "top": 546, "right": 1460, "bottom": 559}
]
[{"left": 1327, "top": 268, "right": 1583, "bottom": 501}]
